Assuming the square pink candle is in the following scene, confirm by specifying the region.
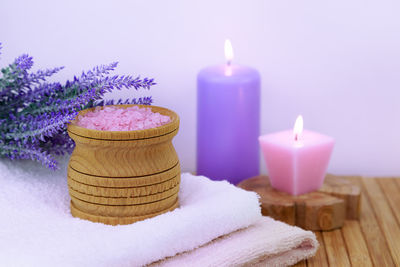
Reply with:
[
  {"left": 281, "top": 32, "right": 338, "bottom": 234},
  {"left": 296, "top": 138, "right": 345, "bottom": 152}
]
[{"left": 259, "top": 116, "right": 335, "bottom": 195}]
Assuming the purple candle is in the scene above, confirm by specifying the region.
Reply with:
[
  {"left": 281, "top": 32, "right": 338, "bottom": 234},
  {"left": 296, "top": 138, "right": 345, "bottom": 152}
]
[{"left": 197, "top": 40, "right": 261, "bottom": 184}]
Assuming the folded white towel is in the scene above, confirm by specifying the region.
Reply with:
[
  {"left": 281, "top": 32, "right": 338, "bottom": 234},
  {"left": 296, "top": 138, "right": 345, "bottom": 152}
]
[
  {"left": 154, "top": 217, "right": 318, "bottom": 267},
  {"left": 0, "top": 159, "right": 261, "bottom": 267}
]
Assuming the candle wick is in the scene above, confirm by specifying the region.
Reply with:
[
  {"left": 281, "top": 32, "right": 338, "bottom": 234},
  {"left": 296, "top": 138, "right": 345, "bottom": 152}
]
[
  {"left": 294, "top": 134, "right": 298, "bottom": 141},
  {"left": 225, "top": 63, "right": 233, "bottom": 76}
]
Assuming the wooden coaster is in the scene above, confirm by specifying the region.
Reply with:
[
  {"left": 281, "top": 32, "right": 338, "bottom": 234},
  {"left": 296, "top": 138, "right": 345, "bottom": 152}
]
[
  {"left": 67, "top": 162, "right": 180, "bottom": 188},
  {"left": 238, "top": 175, "right": 361, "bottom": 231},
  {"left": 71, "top": 194, "right": 178, "bottom": 217},
  {"left": 67, "top": 174, "right": 180, "bottom": 197},
  {"left": 70, "top": 199, "right": 179, "bottom": 225},
  {"left": 319, "top": 174, "right": 361, "bottom": 220},
  {"left": 68, "top": 183, "right": 180, "bottom": 205}
]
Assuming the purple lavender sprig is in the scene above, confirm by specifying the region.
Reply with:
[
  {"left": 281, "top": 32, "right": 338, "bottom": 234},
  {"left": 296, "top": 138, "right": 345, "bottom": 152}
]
[
  {"left": 0, "top": 44, "right": 155, "bottom": 169},
  {"left": 96, "top": 96, "right": 153, "bottom": 106},
  {"left": 0, "top": 140, "right": 58, "bottom": 170},
  {"left": 5, "top": 111, "right": 79, "bottom": 142}
]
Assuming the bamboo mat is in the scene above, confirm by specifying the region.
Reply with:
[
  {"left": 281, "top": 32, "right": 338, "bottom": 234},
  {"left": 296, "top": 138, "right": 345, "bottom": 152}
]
[{"left": 293, "top": 177, "right": 400, "bottom": 267}]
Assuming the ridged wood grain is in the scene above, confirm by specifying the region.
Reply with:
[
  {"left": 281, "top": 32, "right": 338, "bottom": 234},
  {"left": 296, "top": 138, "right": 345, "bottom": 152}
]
[
  {"left": 238, "top": 175, "right": 354, "bottom": 231},
  {"left": 67, "top": 174, "right": 180, "bottom": 197},
  {"left": 71, "top": 194, "right": 178, "bottom": 217},
  {"left": 67, "top": 104, "right": 181, "bottom": 225},
  {"left": 304, "top": 177, "right": 399, "bottom": 267},
  {"left": 68, "top": 131, "right": 179, "bottom": 177},
  {"left": 68, "top": 183, "right": 180, "bottom": 205},
  {"left": 341, "top": 220, "right": 373, "bottom": 267},
  {"left": 67, "top": 163, "right": 180, "bottom": 188},
  {"left": 71, "top": 200, "right": 179, "bottom": 225},
  {"left": 307, "top": 231, "right": 328, "bottom": 267},
  {"left": 67, "top": 104, "right": 180, "bottom": 177},
  {"left": 322, "top": 229, "right": 351, "bottom": 267},
  {"left": 320, "top": 174, "right": 361, "bottom": 219},
  {"left": 347, "top": 177, "right": 395, "bottom": 266},
  {"left": 362, "top": 178, "right": 400, "bottom": 265},
  {"left": 296, "top": 192, "right": 345, "bottom": 231}
]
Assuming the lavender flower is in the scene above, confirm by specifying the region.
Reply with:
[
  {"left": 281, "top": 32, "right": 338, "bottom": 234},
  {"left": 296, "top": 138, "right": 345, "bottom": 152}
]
[
  {"left": 97, "top": 97, "right": 153, "bottom": 106},
  {"left": 0, "top": 140, "right": 58, "bottom": 170},
  {"left": 0, "top": 44, "right": 155, "bottom": 169},
  {"left": 14, "top": 54, "right": 34, "bottom": 71}
]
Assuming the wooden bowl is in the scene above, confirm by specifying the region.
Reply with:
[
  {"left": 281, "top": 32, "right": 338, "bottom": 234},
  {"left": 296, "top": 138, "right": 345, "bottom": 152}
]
[
  {"left": 67, "top": 104, "right": 180, "bottom": 177},
  {"left": 67, "top": 104, "right": 181, "bottom": 224}
]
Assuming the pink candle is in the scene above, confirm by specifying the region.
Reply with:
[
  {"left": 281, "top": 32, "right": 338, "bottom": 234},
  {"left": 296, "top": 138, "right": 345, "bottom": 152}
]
[{"left": 259, "top": 115, "right": 335, "bottom": 195}]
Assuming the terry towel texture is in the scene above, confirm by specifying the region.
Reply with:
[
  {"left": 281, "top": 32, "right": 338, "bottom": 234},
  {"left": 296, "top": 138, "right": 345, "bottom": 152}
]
[
  {"left": 154, "top": 217, "right": 318, "bottom": 267},
  {"left": 0, "top": 159, "right": 318, "bottom": 266}
]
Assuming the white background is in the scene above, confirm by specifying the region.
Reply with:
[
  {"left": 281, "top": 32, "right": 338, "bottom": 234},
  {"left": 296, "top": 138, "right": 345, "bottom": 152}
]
[{"left": 1, "top": 0, "right": 399, "bottom": 176}]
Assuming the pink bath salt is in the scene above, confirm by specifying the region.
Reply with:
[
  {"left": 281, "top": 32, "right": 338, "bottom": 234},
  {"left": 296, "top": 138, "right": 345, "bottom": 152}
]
[{"left": 76, "top": 106, "right": 171, "bottom": 131}]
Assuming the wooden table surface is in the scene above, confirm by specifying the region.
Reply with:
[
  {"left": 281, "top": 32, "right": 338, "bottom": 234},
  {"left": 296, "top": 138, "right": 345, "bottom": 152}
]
[{"left": 293, "top": 177, "right": 400, "bottom": 267}]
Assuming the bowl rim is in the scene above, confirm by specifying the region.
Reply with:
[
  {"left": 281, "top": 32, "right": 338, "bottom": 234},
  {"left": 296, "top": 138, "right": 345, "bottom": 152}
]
[{"left": 67, "top": 104, "right": 179, "bottom": 140}]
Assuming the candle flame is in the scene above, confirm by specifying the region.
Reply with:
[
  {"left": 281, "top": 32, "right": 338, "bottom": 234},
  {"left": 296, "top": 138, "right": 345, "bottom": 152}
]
[
  {"left": 293, "top": 115, "right": 303, "bottom": 141},
  {"left": 224, "top": 39, "right": 234, "bottom": 65}
]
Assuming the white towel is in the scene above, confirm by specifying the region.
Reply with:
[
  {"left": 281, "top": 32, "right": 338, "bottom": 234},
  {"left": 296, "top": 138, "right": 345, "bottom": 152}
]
[
  {"left": 154, "top": 217, "right": 318, "bottom": 267},
  {"left": 0, "top": 158, "right": 261, "bottom": 267}
]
